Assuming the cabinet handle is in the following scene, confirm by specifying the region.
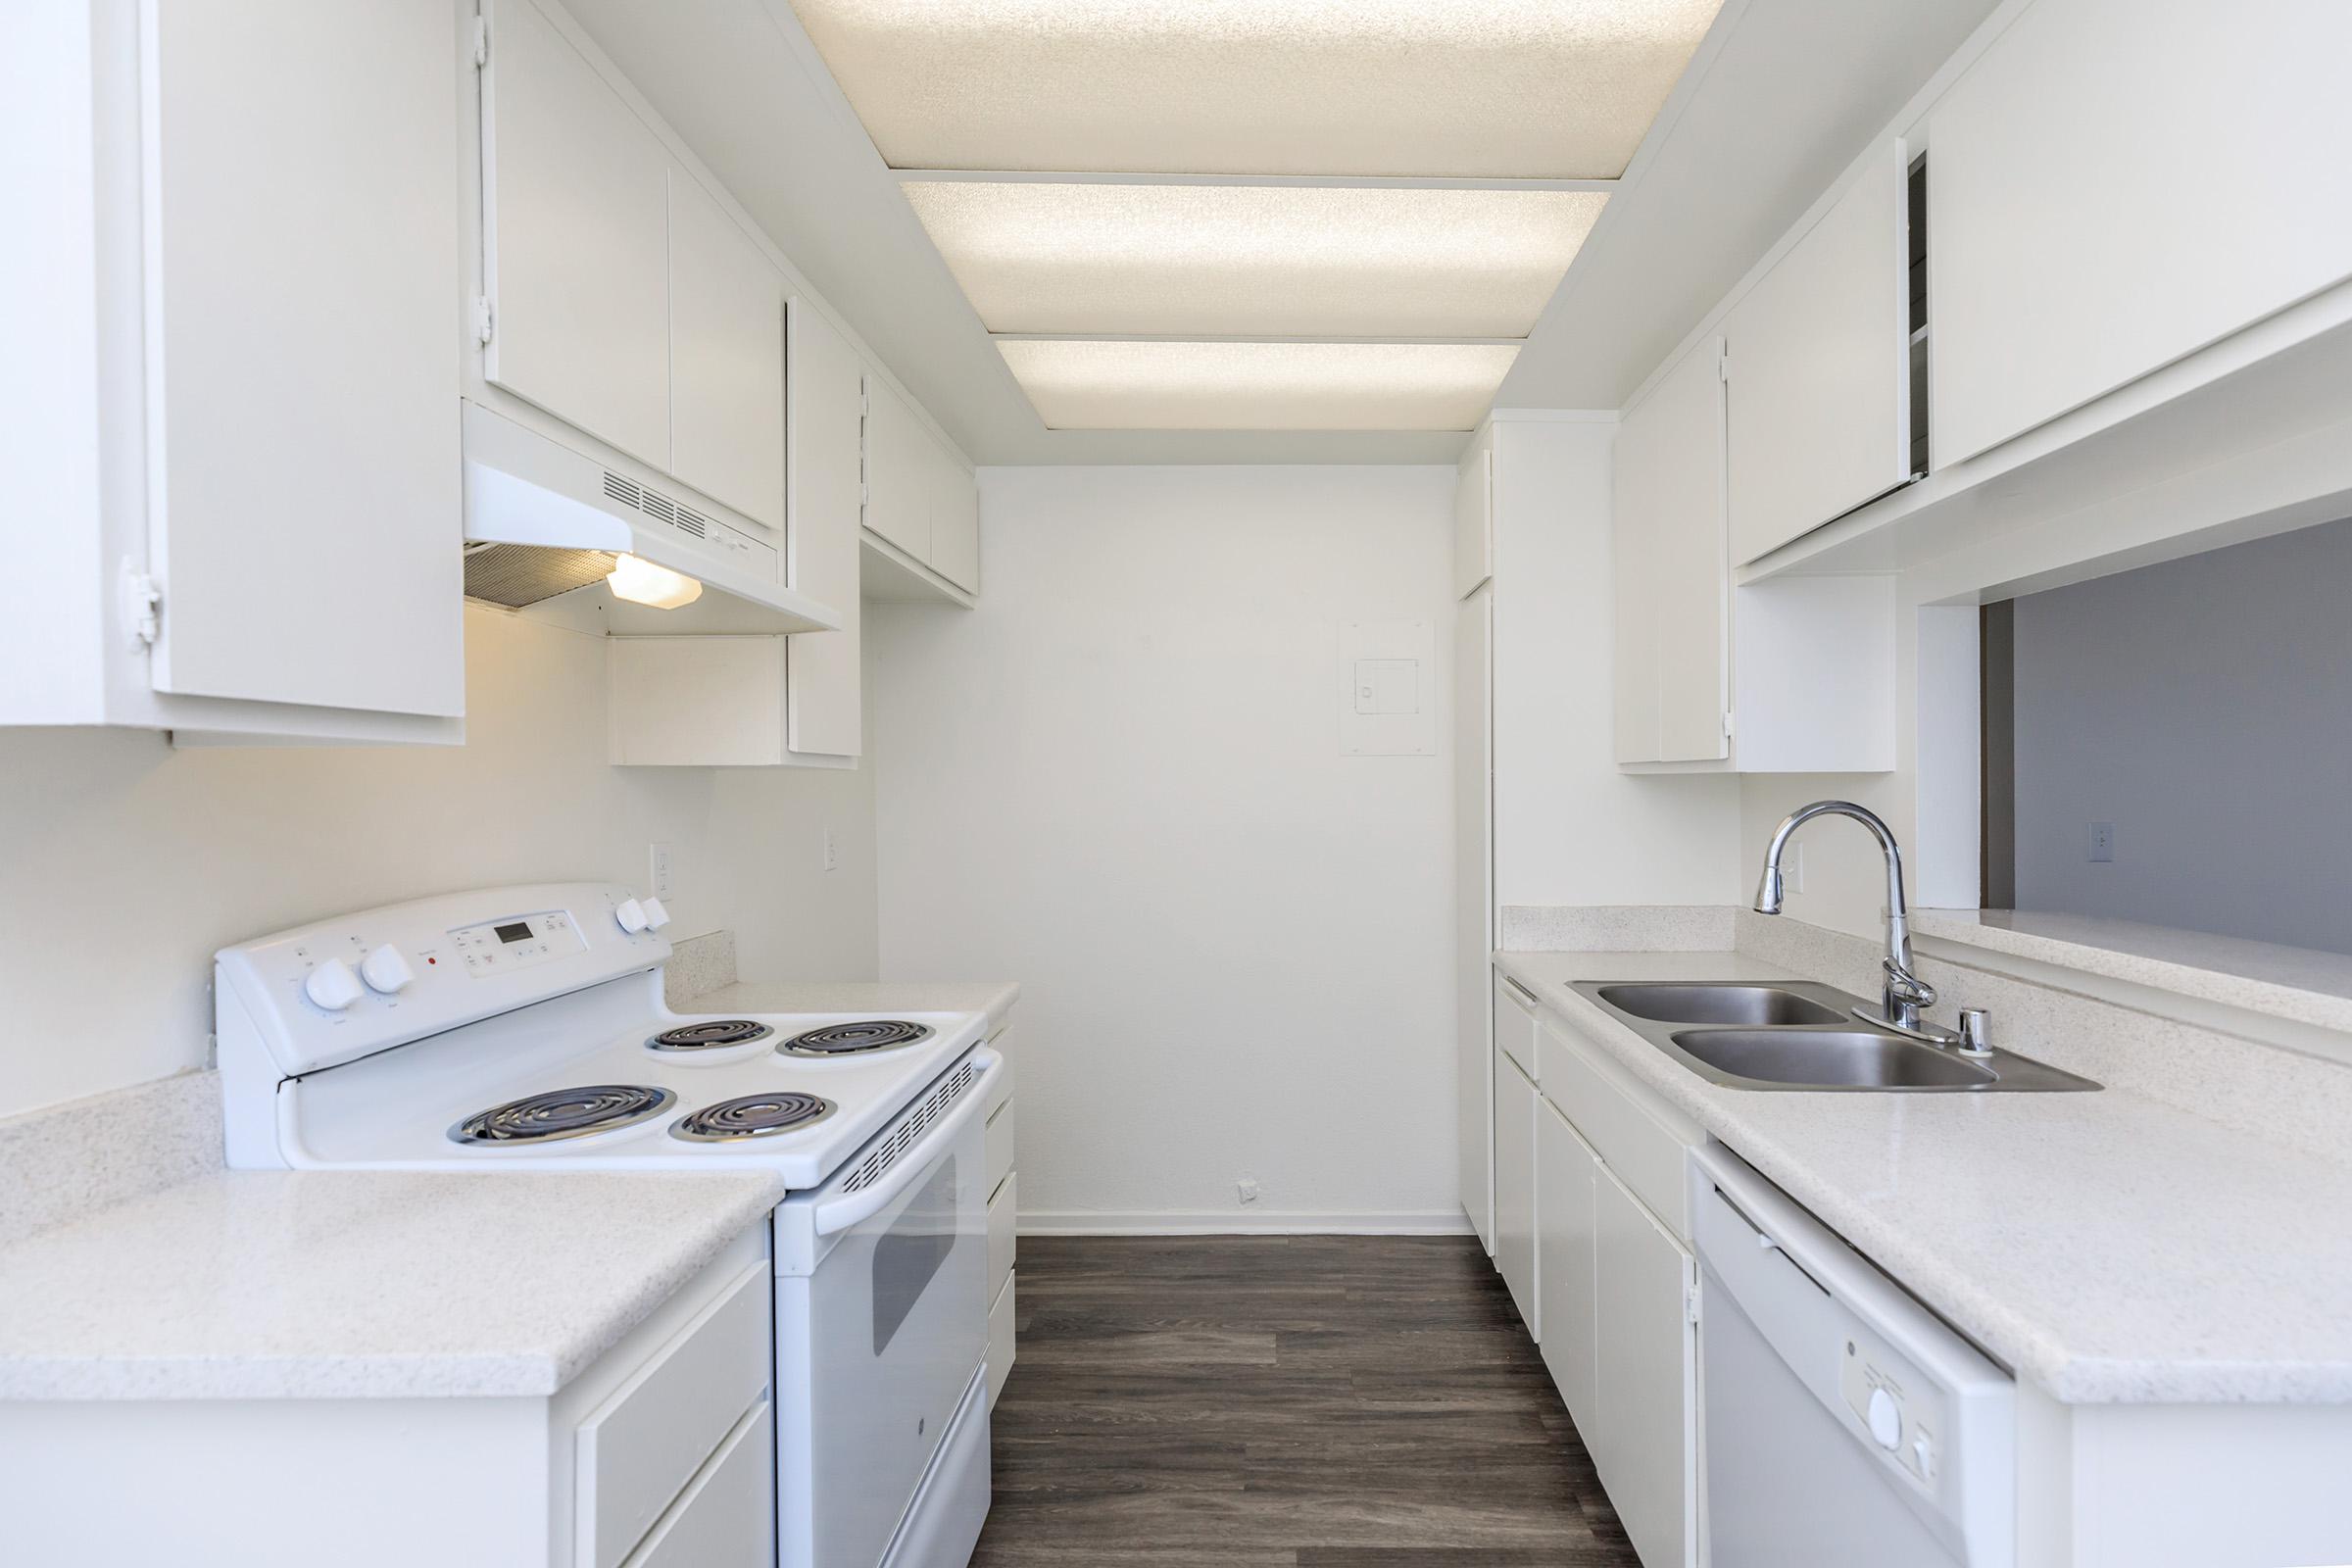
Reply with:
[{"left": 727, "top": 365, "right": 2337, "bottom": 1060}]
[{"left": 1501, "top": 976, "right": 1539, "bottom": 1009}]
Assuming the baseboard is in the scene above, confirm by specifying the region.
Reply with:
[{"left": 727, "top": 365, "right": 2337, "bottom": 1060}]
[{"left": 1018, "top": 1208, "right": 1474, "bottom": 1237}]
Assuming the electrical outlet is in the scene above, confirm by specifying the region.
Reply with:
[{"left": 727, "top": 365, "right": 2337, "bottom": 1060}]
[
  {"left": 649, "top": 842, "right": 675, "bottom": 899},
  {"left": 1236, "top": 1177, "right": 1260, "bottom": 1206},
  {"left": 821, "top": 826, "right": 841, "bottom": 873},
  {"left": 2088, "top": 822, "right": 2115, "bottom": 863}
]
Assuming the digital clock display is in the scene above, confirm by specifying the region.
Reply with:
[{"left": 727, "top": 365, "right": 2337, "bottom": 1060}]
[{"left": 493, "top": 921, "right": 533, "bottom": 944}]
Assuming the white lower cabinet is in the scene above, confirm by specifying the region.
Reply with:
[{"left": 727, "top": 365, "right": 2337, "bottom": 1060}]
[
  {"left": 1493, "top": 1045, "right": 1539, "bottom": 1333},
  {"left": 1535, "top": 1098, "right": 1600, "bottom": 1434},
  {"left": 1493, "top": 988, "right": 1701, "bottom": 1568},
  {"left": 985, "top": 1023, "right": 1018, "bottom": 1408},
  {"left": 1592, "top": 1162, "right": 1697, "bottom": 1568}
]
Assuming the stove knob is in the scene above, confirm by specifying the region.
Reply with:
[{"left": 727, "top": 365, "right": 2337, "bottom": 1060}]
[
  {"left": 304, "top": 957, "right": 364, "bottom": 1011},
  {"left": 1867, "top": 1386, "right": 1901, "bottom": 1449},
  {"left": 614, "top": 898, "right": 650, "bottom": 934},
  {"left": 360, "top": 945, "right": 415, "bottom": 995},
  {"left": 640, "top": 897, "right": 671, "bottom": 931}
]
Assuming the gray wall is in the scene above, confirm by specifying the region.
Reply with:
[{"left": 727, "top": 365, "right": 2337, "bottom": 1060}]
[{"left": 2011, "top": 515, "right": 2352, "bottom": 954}]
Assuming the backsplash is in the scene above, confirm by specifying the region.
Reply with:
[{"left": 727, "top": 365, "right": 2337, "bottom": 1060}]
[
  {"left": 1734, "top": 910, "right": 2352, "bottom": 1169},
  {"left": 0, "top": 1072, "right": 221, "bottom": 1241},
  {"left": 663, "top": 930, "right": 739, "bottom": 1009},
  {"left": 1501, "top": 906, "right": 1739, "bottom": 953}
]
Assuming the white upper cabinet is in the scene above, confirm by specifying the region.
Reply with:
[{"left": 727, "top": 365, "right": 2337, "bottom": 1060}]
[
  {"left": 1930, "top": 0, "right": 2352, "bottom": 465},
  {"left": 785, "top": 300, "right": 865, "bottom": 759},
  {"left": 1613, "top": 339, "right": 1729, "bottom": 765},
  {"left": 927, "top": 452, "right": 982, "bottom": 594},
  {"left": 481, "top": 0, "right": 671, "bottom": 471},
  {"left": 145, "top": 0, "right": 464, "bottom": 722},
  {"left": 1724, "top": 138, "right": 1914, "bottom": 565},
  {"left": 860, "top": 377, "right": 932, "bottom": 562},
  {"left": 1453, "top": 426, "right": 1495, "bottom": 599},
  {"left": 666, "top": 172, "right": 786, "bottom": 530}
]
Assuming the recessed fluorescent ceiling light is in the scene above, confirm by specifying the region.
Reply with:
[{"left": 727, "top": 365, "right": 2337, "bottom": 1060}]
[
  {"left": 790, "top": 0, "right": 1726, "bottom": 178},
  {"left": 902, "top": 183, "right": 1607, "bottom": 338},
  {"left": 996, "top": 340, "right": 1518, "bottom": 431}
]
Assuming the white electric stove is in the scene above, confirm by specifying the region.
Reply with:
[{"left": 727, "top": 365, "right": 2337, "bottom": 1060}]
[{"left": 215, "top": 882, "right": 1000, "bottom": 1568}]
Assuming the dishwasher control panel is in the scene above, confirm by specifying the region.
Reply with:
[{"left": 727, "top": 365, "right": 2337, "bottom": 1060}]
[{"left": 1841, "top": 1331, "right": 1944, "bottom": 1489}]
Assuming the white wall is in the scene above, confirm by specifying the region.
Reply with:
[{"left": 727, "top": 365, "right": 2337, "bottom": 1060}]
[
  {"left": 2011, "top": 515, "right": 2352, "bottom": 953},
  {"left": 0, "top": 606, "right": 877, "bottom": 1117},
  {"left": 870, "top": 466, "right": 1462, "bottom": 1231}
]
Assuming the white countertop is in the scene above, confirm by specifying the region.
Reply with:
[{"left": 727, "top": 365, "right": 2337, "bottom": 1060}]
[
  {"left": 691, "top": 978, "right": 1020, "bottom": 1034},
  {"left": 1495, "top": 949, "right": 2352, "bottom": 1405},
  {"left": 0, "top": 1169, "right": 782, "bottom": 1401}
]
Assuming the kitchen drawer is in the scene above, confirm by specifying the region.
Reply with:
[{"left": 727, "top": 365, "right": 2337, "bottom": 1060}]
[
  {"left": 987, "top": 1271, "right": 1015, "bottom": 1408},
  {"left": 985, "top": 1033, "right": 1015, "bottom": 1119},
  {"left": 1494, "top": 970, "right": 1540, "bottom": 1080},
  {"left": 620, "top": 1398, "right": 772, "bottom": 1568},
  {"left": 576, "top": 1261, "right": 769, "bottom": 1568},
  {"left": 1537, "top": 1019, "right": 1700, "bottom": 1242},
  {"left": 985, "top": 1097, "right": 1016, "bottom": 1199},
  {"left": 988, "top": 1170, "right": 1017, "bottom": 1295}
]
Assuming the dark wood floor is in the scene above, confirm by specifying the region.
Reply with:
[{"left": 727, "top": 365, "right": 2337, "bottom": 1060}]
[{"left": 973, "top": 1235, "right": 1639, "bottom": 1567}]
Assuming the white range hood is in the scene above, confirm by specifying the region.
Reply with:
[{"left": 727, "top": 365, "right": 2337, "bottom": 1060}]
[{"left": 460, "top": 400, "right": 839, "bottom": 636}]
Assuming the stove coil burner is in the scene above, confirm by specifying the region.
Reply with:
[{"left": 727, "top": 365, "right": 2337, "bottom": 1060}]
[
  {"left": 449, "top": 1085, "right": 676, "bottom": 1146},
  {"left": 646, "top": 1019, "right": 775, "bottom": 1053},
  {"left": 776, "top": 1019, "right": 935, "bottom": 1057},
  {"left": 672, "top": 1092, "right": 838, "bottom": 1143}
]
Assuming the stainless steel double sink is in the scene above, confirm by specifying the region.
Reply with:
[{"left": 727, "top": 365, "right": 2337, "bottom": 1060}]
[{"left": 1571, "top": 980, "right": 2100, "bottom": 1093}]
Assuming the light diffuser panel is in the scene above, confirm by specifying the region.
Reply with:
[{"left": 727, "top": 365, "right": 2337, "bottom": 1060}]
[
  {"left": 902, "top": 183, "right": 1606, "bottom": 338},
  {"left": 996, "top": 340, "right": 1519, "bottom": 430},
  {"left": 792, "top": 0, "right": 1726, "bottom": 179}
]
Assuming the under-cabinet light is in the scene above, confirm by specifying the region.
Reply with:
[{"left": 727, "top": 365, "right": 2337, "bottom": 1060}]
[{"left": 607, "top": 554, "right": 705, "bottom": 610}]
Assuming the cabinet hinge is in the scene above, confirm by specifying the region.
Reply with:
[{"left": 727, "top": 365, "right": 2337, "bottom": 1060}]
[
  {"left": 1716, "top": 345, "right": 1730, "bottom": 382},
  {"left": 1684, "top": 1280, "right": 1702, "bottom": 1326},
  {"left": 473, "top": 295, "right": 495, "bottom": 347},
  {"left": 120, "top": 562, "right": 163, "bottom": 649},
  {"left": 1721, "top": 709, "right": 1735, "bottom": 740},
  {"left": 472, "top": 15, "right": 490, "bottom": 68}
]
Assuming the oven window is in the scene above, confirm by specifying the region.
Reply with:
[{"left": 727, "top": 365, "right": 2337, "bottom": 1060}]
[{"left": 873, "top": 1154, "right": 958, "bottom": 1355}]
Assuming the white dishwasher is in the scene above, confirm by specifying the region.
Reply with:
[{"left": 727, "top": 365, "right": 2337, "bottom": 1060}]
[{"left": 1690, "top": 1144, "right": 2015, "bottom": 1568}]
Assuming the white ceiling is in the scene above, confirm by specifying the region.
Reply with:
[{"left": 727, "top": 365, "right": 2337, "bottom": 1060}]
[{"left": 561, "top": 0, "right": 2003, "bottom": 464}]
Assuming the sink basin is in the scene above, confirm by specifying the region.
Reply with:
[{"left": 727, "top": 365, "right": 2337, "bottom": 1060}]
[
  {"left": 1567, "top": 977, "right": 2100, "bottom": 1092},
  {"left": 1594, "top": 983, "right": 1846, "bottom": 1028},
  {"left": 1668, "top": 1029, "right": 1998, "bottom": 1089}
]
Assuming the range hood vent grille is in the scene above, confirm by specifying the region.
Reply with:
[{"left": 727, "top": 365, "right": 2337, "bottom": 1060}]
[{"left": 463, "top": 542, "right": 618, "bottom": 609}]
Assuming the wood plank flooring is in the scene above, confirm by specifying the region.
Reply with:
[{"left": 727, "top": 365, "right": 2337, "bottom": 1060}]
[{"left": 973, "top": 1235, "right": 1639, "bottom": 1568}]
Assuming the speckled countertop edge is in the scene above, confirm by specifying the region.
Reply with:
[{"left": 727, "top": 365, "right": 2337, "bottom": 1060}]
[
  {"left": 1495, "top": 949, "right": 2352, "bottom": 1405},
  {"left": 0, "top": 1168, "right": 784, "bottom": 1400}
]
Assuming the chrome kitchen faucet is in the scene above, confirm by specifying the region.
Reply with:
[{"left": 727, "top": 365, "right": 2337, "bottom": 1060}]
[{"left": 1752, "top": 801, "right": 1961, "bottom": 1046}]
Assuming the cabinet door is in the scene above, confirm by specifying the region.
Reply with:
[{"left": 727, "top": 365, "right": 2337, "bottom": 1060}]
[
  {"left": 482, "top": 0, "right": 670, "bottom": 469},
  {"left": 1614, "top": 339, "right": 1728, "bottom": 764},
  {"left": 784, "top": 300, "right": 864, "bottom": 758},
  {"left": 667, "top": 172, "right": 785, "bottom": 529},
  {"left": 1454, "top": 588, "right": 1494, "bottom": 1251},
  {"left": 1593, "top": 1164, "right": 1696, "bottom": 1568},
  {"left": 1452, "top": 428, "right": 1494, "bottom": 598},
  {"left": 1725, "top": 138, "right": 1912, "bottom": 565},
  {"left": 860, "top": 376, "right": 931, "bottom": 560},
  {"left": 927, "top": 447, "right": 981, "bottom": 592},
  {"left": 1493, "top": 1047, "right": 1538, "bottom": 1334},
  {"left": 143, "top": 0, "right": 463, "bottom": 718},
  {"left": 1535, "top": 1097, "right": 1599, "bottom": 1436},
  {"left": 1931, "top": 0, "right": 2352, "bottom": 465}
]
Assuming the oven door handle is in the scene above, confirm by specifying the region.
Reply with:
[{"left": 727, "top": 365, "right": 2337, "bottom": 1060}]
[{"left": 812, "top": 1047, "right": 1003, "bottom": 1237}]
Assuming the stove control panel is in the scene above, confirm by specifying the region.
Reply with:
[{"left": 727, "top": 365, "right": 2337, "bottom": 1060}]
[
  {"left": 448, "top": 910, "right": 586, "bottom": 977},
  {"left": 215, "top": 882, "right": 671, "bottom": 1080}
]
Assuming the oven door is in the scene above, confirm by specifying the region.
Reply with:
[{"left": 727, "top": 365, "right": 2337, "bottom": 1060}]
[{"left": 775, "top": 1048, "right": 998, "bottom": 1568}]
